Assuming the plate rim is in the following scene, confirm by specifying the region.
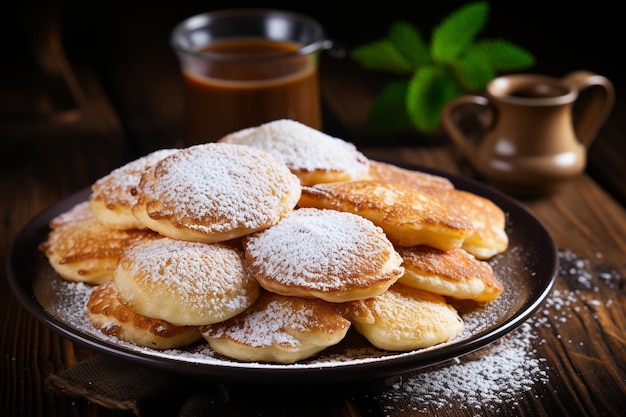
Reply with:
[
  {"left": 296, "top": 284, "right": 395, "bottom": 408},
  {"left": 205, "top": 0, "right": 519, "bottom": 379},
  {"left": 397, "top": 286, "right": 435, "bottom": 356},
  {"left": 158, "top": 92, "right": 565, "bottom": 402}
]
[{"left": 6, "top": 164, "right": 558, "bottom": 384}]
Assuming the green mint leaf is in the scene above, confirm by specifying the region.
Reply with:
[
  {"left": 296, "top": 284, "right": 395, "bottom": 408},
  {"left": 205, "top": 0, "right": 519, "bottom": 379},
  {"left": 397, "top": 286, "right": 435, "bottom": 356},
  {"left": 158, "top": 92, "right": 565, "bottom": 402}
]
[
  {"left": 351, "top": 39, "right": 414, "bottom": 74},
  {"left": 407, "top": 66, "right": 462, "bottom": 132},
  {"left": 365, "top": 80, "right": 413, "bottom": 136},
  {"left": 431, "top": 1, "right": 489, "bottom": 63},
  {"left": 453, "top": 51, "right": 496, "bottom": 90},
  {"left": 468, "top": 39, "right": 536, "bottom": 71},
  {"left": 351, "top": 2, "right": 539, "bottom": 136},
  {"left": 388, "top": 21, "right": 431, "bottom": 67}
]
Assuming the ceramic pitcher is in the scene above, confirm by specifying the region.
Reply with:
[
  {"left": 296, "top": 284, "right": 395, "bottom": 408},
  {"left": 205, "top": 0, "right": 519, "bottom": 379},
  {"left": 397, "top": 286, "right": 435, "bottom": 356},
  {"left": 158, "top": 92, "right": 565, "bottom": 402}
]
[{"left": 442, "top": 71, "right": 614, "bottom": 195}]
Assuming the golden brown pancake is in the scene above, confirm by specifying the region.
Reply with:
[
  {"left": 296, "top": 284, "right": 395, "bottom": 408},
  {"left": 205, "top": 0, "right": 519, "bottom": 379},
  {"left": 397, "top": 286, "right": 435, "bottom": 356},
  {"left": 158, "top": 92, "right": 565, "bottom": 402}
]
[
  {"left": 40, "top": 201, "right": 152, "bottom": 285},
  {"left": 131, "top": 142, "right": 302, "bottom": 243},
  {"left": 421, "top": 188, "right": 508, "bottom": 259},
  {"left": 113, "top": 236, "right": 260, "bottom": 326},
  {"left": 298, "top": 180, "right": 474, "bottom": 251},
  {"left": 243, "top": 207, "right": 404, "bottom": 303},
  {"left": 347, "top": 283, "right": 464, "bottom": 351},
  {"left": 219, "top": 119, "right": 371, "bottom": 185},
  {"left": 87, "top": 280, "right": 202, "bottom": 350},
  {"left": 397, "top": 245, "right": 504, "bottom": 302},
  {"left": 201, "top": 290, "right": 351, "bottom": 364},
  {"left": 90, "top": 149, "right": 180, "bottom": 230},
  {"left": 49, "top": 200, "right": 94, "bottom": 228},
  {"left": 367, "top": 160, "right": 454, "bottom": 190}
]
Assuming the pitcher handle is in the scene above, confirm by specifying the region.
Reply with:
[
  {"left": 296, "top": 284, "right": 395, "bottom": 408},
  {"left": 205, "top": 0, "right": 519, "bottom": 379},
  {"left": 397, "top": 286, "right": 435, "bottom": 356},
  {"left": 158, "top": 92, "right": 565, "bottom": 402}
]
[
  {"left": 441, "top": 95, "right": 492, "bottom": 160},
  {"left": 562, "top": 70, "right": 615, "bottom": 148}
]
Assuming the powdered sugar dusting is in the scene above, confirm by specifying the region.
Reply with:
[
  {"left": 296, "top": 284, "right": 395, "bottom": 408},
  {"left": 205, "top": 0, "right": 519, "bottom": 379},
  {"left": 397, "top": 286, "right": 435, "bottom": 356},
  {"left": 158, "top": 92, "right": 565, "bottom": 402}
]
[
  {"left": 206, "top": 299, "right": 318, "bottom": 348},
  {"left": 49, "top": 201, "right": 93, "bottom": 228},
  {"left": 47, "top": 279, "right": 94, "bottom": 328},
  {"left": 220, "top": 119, "right": 370, "bottom": 177},
  {"left": 137, "top": 143, "right": 300, "bottom": 234},
  {"left": 91, "top": 148, "right": 179, "bottom": 206},
  {"left": 118, "top": 238, "right": 255, "bottom": 316},
  {"left": 244, "top": 208, "right": 399, "bottom": 290}
]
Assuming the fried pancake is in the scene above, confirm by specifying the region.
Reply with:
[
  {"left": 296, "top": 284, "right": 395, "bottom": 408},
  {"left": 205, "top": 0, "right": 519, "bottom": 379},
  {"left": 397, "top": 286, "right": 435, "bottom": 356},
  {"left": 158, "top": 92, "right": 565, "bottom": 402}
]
[
  {"left": 243, "top": 208, "right": 404, "bottom": 303},
  {"left": 40, "top": 201, "right": 152, "bottom": 285},
  {"left": 49, "top": 199, "right": 94, "bottom": 228},
  {"left": 397, "top": 245, "right": 504, "bottom": 302},
  {"left": 219, "top": 119, "right": 370, "bottom": 185},
  {"left": 348, "top": 283, "right": 464, "bottom": 351},
  {"left": 131, "top": 143, "right": 301, "bottom": 243},
  {"left": 87, "top": 280, "right": 202, "bottom": 350},
  {"left": 113, "top": 236, "right": 260, "bottom": 326},
  {"left": 90, "top": 149, "right": 180, "bottom": 230},
  {"left": 298, "top": 180, "right": 474, "bottom": 251},
  {"left": 201, "top": 291, "right": 351, "bottom": 364},
  {"left": 423, "top": 188, "right": 508, "bottom": 259},
  {"left": 367, "top": 160, "right": 454, "bottom": 190}
]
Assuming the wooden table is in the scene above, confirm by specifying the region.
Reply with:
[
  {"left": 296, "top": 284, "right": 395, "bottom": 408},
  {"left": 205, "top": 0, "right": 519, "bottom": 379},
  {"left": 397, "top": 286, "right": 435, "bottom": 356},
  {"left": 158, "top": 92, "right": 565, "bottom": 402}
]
[{"left": 2, "top": 3, "right": 625, "bottom": 416}]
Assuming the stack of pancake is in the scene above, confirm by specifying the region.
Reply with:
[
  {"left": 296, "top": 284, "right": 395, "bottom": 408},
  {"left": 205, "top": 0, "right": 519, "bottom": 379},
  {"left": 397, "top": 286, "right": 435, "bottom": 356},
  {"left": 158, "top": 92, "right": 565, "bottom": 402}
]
[{"left": 40, "top": 119, "right": 507, "bottom": 364}]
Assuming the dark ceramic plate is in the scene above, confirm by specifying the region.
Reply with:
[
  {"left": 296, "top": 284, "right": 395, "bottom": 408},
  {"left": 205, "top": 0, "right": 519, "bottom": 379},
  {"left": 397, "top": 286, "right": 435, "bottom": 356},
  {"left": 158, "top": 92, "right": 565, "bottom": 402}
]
[{"left": 7, "top": 165, "right": 558, "bottom": 384}]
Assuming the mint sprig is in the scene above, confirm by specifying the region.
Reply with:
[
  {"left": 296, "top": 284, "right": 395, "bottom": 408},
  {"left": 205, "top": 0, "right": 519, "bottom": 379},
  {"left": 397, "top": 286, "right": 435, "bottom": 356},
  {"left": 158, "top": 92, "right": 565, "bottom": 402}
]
[{"left": 351, "top": 1, "right": 535, "bottom": 135}]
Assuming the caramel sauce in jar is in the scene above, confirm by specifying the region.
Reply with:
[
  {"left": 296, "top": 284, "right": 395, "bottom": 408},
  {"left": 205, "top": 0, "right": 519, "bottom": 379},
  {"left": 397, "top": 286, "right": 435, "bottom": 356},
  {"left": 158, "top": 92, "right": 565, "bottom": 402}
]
[{"left": 182, "top": 39, "right": 321, "bottom": 144}]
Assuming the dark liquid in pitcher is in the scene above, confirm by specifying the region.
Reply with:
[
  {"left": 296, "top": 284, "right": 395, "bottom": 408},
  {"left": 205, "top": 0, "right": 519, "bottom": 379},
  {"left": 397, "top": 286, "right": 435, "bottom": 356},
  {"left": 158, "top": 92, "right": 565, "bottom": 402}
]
[
  {"left": 508, "top": 83, "right": 569, "bottom": 99},
  {"left": 183, "top": 39, "right": 321, "bottom": 144}
]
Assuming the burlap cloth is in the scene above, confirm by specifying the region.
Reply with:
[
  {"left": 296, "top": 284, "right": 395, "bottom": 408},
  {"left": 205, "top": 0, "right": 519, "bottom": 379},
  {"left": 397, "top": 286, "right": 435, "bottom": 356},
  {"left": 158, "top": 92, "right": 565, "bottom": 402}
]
[
  {"left": 45, "top": 355, "right": 229, "bottom": 416},
  {"left": 46, "top": 354, "right": 400, "bottom": 415}
]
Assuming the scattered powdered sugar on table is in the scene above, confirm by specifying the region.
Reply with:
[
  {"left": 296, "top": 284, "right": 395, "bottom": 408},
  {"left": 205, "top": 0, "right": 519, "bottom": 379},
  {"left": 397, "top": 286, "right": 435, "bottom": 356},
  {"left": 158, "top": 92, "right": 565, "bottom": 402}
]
[
  {"left": 374, "top": 321, "right": 547, "bottom": 414},
  {"left": 535, "top": 249, "right": 622, "bottom": 327},
  {"left": 372, "top": 248, "right": 623, "bottom": 415}
]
